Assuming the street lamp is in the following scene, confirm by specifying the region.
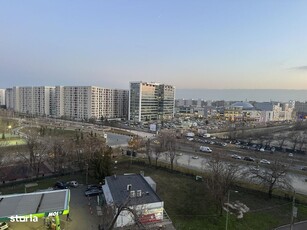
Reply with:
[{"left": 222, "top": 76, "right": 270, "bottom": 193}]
[{"left": 225, "top": 190, "right": 238, "bottom": 230}]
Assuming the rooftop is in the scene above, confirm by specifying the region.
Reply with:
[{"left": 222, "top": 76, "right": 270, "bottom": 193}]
[
  {"left": 0, "top": 189, "right": 70, "bottom": 220},
  {"left": 104, "top": 174, "right": 161, "bottom": 206}
]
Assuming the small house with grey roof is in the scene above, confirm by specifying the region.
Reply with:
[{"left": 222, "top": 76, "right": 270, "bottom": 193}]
[{"left": 102, "top": 174, "right": 164, "bottom": 228}]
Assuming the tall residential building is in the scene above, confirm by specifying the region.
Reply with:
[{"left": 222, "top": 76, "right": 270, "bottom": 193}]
[
  {"left": 0, "top": 89, "right": 5, "bottom": 106},
  {"left": 5, "top": 88, "right": 13, "bottom": 109},
  {"left": 5, "top": 85, "right": 129, "bottom": 120},
  {"left": 129, "top": 82, "right": 175, "bottom": 122}
]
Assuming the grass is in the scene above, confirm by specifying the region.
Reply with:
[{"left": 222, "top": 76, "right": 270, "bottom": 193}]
[{"left": 115, "top": 161, "right": 307, "bottom": 230}]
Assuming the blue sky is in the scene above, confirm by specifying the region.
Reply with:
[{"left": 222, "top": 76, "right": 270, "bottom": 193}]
[{"left": 1, "top": 0, "right": 307, "bottom": 89}]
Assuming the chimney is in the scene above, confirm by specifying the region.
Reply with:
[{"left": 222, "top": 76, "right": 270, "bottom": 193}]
[{"left": 127, "top": 184, "right": 132, "bottom": 191}]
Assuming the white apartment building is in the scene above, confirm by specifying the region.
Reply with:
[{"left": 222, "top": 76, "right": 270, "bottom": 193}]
[
  {"left": 6, "top": 85, "right": 129, "bottom": 120},
  {"left": 0, "top": 89, "right": 5, "bottom": 106}
]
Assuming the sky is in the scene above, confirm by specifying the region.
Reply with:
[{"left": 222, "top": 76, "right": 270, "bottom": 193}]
[{"left": 1, "top": 0, "right": 307, "bottom": 90}]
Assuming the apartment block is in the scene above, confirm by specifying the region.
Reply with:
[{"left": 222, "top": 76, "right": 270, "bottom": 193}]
[{"left": 0, "top": 89, "right": 5, "bottom": 106}]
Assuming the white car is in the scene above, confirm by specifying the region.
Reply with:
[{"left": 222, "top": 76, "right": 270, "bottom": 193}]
[
  {"left": 231, "top": 154, "right": 242, "bottom": 160},
  {"left": 259, "top": 148, "right": 265, "bottom": 152},
  {"left": 192, "top": 156, "right": 199, "bottom": 159},
  {"left": 0, "top": 222, "right": 8, "bottom": 230},
  {"left": 68, "top": 181, "right": 79, "bottom": 188},
  {"left": 260, "top": 159, "right": 270, "bottom": 164},
  {"left": 288, "top": 153, "right": 293, "bottom": 157}
]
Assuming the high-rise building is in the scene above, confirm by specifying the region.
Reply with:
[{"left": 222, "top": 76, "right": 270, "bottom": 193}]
[
  {"left": 5, "top": 85, "right": 129, "bottom": 120},
  {"left": 0, "top": 89, "right": 5, "bottom": 106},
  {"left": 129, "top": 82, "right": 175, "bottom": 122},
  {"left": 5, "top": 88, "right": 13, "bottom": 109}
]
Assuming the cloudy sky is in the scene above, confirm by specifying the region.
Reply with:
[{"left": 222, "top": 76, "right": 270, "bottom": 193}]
[{"left": 1, "top": 0, "right": 307, "bottom": 90}]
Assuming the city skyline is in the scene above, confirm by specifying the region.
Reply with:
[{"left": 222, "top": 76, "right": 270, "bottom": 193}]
[{"left": 1, "top": 1, "right": 307, "bottom": 89}]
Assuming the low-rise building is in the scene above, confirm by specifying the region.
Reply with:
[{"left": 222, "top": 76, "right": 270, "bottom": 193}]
[{"left": 102, "top": 174, "right": 165, "bottom": 228}]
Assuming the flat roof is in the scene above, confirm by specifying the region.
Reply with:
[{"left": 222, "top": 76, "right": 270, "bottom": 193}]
[
  {"left": 105, "top": 174, "right": 161, "bottom": 206},
  {"left": 0, "top": 189, "right": 70, "bottom": 219}
]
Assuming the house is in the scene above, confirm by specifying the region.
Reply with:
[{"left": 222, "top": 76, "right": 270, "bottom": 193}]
[{"left": 102, "top": 174, "right": 164, "bottom": 228}]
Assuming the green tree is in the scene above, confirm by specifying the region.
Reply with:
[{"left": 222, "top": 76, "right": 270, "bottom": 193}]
[
  {"left": 2, "top": 133, "right": 5, "bottom": 139},
  {"left": 92, "top": 147, "right": 113, "bottom": 181}
]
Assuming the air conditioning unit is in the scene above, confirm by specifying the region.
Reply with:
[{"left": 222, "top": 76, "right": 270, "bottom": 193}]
[
  {"left": 130, "top": 190, "right": 136, "bottom": 198},
  {"left": 136, "top": 190, "right": 142, "bottom": 197}
]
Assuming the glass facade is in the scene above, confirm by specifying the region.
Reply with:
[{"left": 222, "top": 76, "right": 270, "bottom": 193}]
[{"left": 129, "top": 82, "right": 175, "bottom": 122}]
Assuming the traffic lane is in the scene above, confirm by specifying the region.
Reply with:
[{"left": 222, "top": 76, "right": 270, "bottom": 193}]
[
  {"left": 159, "top": 151, "right": 307, "bottom": 195},
  {"left": 275, "top": 221, "right": 307, "bottom": 230}
]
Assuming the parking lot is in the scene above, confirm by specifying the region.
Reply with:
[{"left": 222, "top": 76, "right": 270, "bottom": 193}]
[{"left": 8, "top": 185, "right": 102, "bottom": 230}]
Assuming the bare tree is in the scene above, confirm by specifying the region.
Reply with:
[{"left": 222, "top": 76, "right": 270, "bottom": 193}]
[
  {"left": 250, "top": 158, "right": 292, "bottom": 198},
  {"left": 291, "top": 132, "right": 301, "bottom": 151},
  {"left": 275, "top": 132, "right": 289, "bottom": 150},
  {"left": 144, "top": 139, "right": 152, "bottom": 166},
  {"left": 157, "top": 130, "right": 177, "bottom": 170},
  {"left": 206, "top": 153, "right": 241, "bottom": 215},
  {"left": 153, "top": 143, "right": 163, "bottom": 168}
]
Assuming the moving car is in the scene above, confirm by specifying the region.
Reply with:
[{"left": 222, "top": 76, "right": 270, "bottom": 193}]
[
  {"left": 192, "top": 156, "right": 199, "bottom": 159},
  {"left": 231, "top": 154, "right": 242, "bottom": 160},
  {"left": 260, "top": 159, "right": 270, "bottom": 165},
  {"left": 199, "top": 146, "right": 212, "bottom": 153},
  {"left": 243, "top": 156, "right": 255, "bottom": 162}
]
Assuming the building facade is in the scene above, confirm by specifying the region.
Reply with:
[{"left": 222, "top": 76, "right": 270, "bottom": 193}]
[
  {"left": 5, "top": 85, "right": 129, "bottom": 120},
  {"left": 129, "top": 82, "right": 175, "bottom": 122},
  {"left": 0, "top": 89, "right": 5, "bottom": 106}
]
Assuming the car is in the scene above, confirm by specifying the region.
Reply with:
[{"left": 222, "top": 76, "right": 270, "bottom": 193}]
[
  {"left": 53, "top": 181, "right": 68, "bottom": 190},
  {"left": 0, "top": 222, "right": 8, "bottom": 230},
  {"left": 192, "top": 156, "right": 199, "bottom": 159},
  {"left": 259, "top": 148, "right": 265, "bottom": 152},
  {"left": 260, "top": 159, "right": 270, "bottom": 164},
  {"left": 288, "top": 153, "right": 293, "bottom": 157},
  {"left": 84, "top": 188, "right": 103, "bottom": 196},
  {"left": 87, "top": 184, "right": 103, "bottom": 190},
  {"left": 187, "top": 137, "right": 194, "bottom": 141},
  {"left": 221, "top": 143, "right": 227, "bottom": 147},
  {"left": 243, "top": 156, "right": 255, "bottom": 162},
  {"left": 270, "top": 147, "right": 276, "bottom": 152},
  {"left": 231, "top": 154, "right": 242, "bottom": 160},
  {"left": 301, "top": 166, "right": 307, "bottom": 171},
  {"left": 67, "top": 180, "right": 79, "bottom": 188}
]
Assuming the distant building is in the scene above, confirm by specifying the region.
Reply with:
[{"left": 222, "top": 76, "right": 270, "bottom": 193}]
[
  {"left": 129, "top": 82, "right": 175, "bottom": 122},
  {"left": 102, "top": 174, "right": 165, "bottom": 228},
  {"left": 0, "top": 89, "right": 5, "bottom": 106},
  {"left": 5, "top": 88, "right": 13, "bottom": 109},
  {"left": 294, "top": 101, "right": 307, "bottom": 119}
]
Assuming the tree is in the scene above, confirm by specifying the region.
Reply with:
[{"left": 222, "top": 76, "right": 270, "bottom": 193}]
[
  {"left": 206, "top": 153, "right": 241, "bottom": 215},
  {"left": 144, "top": 139, "right": 152, "bottom": 166},
  {"left": 157, "top": 130, "right": 177, "bottom": 170},
  {"left": 250, "top": 157, "right": 292, "bottom": 198},
  {"left": 153, "top": 143, "right": 163, "bottom": 168},
  {"left": 92, "top": 146, "right": 113, "bottom": 181},
  {"left": 20, "top": 130, "right": 49, "bottom": 178}
]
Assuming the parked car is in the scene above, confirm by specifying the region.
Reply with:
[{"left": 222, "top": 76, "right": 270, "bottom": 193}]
[
  {"left": 87, "top": 184, "right": 103, "bottom": 190},
  {"left": 84, "top": 188, "right": 103, "bottom": 196},
  {"left": 259, "top": 148, "right": 265, "bottom": 152},
  {"left": 0, "top": 222, "right": 8, "bottom": 230},
  {"left": 67, "top": 181, "right": 79, "bottom": 188},
  {"left": 53, "top": 181, "right": 68, "bottom": 190},
  {"left": 260, "top": 159, "right": 270, "bottom": 164},
  {"left": 288, "top": 153, "right": 293, "bottom": 157},
  {"left": 231, "top": 154, "right": 242, "bottom": 160},
  {"left": 192, "top": 156, "right": 199, "bottom": 159},
  {"left": 243, "top": 156, "right": 255, "bottom": 162}
]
